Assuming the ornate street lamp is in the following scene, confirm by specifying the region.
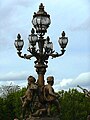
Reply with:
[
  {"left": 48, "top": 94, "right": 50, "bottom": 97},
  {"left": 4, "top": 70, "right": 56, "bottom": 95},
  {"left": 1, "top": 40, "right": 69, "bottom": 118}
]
[{"left": 14, "top": 3, "right": 68, "bottom": 87}]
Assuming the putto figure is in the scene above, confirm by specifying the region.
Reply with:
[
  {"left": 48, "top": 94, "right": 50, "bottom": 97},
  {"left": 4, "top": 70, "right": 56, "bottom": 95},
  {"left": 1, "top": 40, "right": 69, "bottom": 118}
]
[
  {"left": 44, "top": 76, "right": 60, "bottom": 116},
  {"left": 20, "top": 76, "right": 38, "bottom": 119},
  {"left": 20, "top": 76, "right": 61, "bottom": 119}
]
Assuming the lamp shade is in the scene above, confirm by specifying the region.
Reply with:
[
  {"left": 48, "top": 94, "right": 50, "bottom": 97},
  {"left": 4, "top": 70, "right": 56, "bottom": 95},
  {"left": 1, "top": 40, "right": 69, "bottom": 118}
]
[
  {"left": 47, "top": 42, "right": 53, "bottom": 50},
  {"left": 44, "top": 36, "right": 53, "bottom": 53},
  {"left": 32, "top": 3, "right": 51, "bottom": 34},
  {"left": 28, "top": 28, "right": 38, "bottom": 47},
  {"left": 14, "top": 34, "right": 24, "bottom": 51},
  {"left": 58, "top": 31, "right": 68, "bottom": 49}
]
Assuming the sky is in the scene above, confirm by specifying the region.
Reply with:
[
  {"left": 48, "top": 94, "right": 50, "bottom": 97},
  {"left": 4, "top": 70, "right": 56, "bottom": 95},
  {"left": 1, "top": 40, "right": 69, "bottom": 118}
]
[{"left": 0, "top": 0, "right": 90, "bottom": 92}]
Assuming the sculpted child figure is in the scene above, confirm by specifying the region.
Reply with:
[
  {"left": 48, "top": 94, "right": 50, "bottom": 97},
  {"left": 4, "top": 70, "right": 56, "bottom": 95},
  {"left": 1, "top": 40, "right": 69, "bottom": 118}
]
[
  {"left": 21, "top": 76, "right": 38, "bottom": 119},
  {"left": 44, "top": 76, "right": 60, "bottom": 116}
]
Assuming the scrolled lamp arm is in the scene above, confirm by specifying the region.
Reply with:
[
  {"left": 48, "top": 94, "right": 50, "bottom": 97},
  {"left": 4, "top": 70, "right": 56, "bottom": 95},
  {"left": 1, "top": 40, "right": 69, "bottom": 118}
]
[
  {"left": 49, "top": 49, "right": 65, "bottom": 58},
  {"left": 17, "top": 52, "right": 33, "bottom": 60}
]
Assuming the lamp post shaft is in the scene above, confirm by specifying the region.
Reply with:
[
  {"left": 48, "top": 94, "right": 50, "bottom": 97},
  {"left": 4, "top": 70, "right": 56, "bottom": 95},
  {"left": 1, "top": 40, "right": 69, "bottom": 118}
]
[
  {"left": 38, "top": 36, "right": 44, "bottom": 54},
  {"left": 35, "top": 64, "right": 47, "bottom": 87}
]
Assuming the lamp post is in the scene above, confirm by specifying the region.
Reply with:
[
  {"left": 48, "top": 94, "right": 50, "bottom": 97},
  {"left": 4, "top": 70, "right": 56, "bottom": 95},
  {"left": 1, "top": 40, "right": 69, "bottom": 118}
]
[{"left": 14, "top": 3, "right": 68, "bottom": 87}]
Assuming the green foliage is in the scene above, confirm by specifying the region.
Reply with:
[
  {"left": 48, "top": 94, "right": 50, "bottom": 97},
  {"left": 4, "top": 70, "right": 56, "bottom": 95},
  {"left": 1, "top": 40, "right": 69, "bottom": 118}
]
[
  {"left": 0, "top": 87, "right": 26, "bottom": 120},
  {"left": 0, "top": 88, "right": 90, "bottom": 120},
  {"left": 57, "top": 89, "right": 90, "bottom": 120}
]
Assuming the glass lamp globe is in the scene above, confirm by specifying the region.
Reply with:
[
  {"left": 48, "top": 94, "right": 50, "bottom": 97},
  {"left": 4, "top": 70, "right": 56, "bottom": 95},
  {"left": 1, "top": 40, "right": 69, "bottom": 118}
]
[
  {"left": 14, "top": 34, "right": 24, "bottom": 51},
  {"left": 28, "top": 28, "right": 38, "bottom": 47},
  {"left": 58, "top": 31, "right": 68, "bottom": 49},
  {"left": 32, "top": 3, "right": 51, "bottom": 35}
]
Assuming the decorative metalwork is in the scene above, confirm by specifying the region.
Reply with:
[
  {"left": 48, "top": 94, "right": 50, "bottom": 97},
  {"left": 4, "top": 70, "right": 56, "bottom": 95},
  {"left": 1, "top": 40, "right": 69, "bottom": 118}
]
[
  {"left": 14, "top": 3, "right": 68, "bottom": 87},
  {"left": 14, "top": 3, "right": 68, "bottom": 119}
]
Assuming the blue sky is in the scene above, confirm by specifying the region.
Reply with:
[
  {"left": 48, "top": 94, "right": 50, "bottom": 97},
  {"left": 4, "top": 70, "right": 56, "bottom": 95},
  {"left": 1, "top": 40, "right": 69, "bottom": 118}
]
[{"left": 0, "top": 0, "right": 90, "bottom": 91}]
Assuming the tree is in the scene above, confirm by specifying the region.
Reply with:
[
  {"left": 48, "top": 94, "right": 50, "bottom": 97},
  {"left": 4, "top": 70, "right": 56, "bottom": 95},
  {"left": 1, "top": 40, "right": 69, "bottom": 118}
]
[
  {"left": 0, "top": 87, "right": 90, "bottom": 120},
  {"left": 0, "top": 83, "right": 20, "bottom": 98}
]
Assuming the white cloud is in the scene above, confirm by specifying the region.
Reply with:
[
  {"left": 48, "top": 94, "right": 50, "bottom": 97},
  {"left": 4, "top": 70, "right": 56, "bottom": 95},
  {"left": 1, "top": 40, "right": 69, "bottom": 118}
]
[
  {"left": 60, "top": 79, "right": 72, "bottom": 87},
  {"left": 0, "top": 71, "right": 31, "bottom": 81},
  {"left": 0, "top": 80, "right": 27, "bottom": 88},
  {"left": 0, "top": 71, "right": 35, "bottom": 87},
  {"left": 54, "top": 72, "right": 90, "bottom": 91},
  {"left": 75, "top": 72, "right": 90, "bottom": 86},
  {"left": 0, "top": 72, "right": 90, "bottom": 92}
]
